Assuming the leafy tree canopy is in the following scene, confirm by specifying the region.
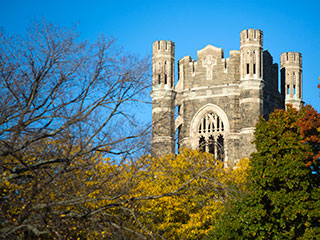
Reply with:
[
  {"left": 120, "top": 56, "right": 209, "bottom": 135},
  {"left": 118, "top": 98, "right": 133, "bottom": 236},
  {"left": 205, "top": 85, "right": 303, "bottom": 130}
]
[
  {"left": 132, "top": 149, "right": 250, "bottom": 239},
  {"left": 207, "top": 106, "right": 320, "bottom": 240}
]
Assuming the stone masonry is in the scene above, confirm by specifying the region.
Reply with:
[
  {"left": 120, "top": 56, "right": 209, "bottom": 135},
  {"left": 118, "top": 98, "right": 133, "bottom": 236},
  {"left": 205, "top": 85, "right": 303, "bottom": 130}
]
[{"left": 151, "top": 29, "right": 303, "bottom": 163}]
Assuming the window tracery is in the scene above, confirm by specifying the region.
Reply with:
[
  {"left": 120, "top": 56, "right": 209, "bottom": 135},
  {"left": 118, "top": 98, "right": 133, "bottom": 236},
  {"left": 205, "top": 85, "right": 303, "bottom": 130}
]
[{"left": 198, "top": 112, "right": 225, "bottom": 161}]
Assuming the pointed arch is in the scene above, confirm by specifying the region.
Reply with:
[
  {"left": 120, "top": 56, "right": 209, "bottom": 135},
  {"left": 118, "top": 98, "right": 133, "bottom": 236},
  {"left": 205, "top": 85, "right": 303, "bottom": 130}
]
[{"left": 190, "top": 104, "right": 229, "bottom": 161}]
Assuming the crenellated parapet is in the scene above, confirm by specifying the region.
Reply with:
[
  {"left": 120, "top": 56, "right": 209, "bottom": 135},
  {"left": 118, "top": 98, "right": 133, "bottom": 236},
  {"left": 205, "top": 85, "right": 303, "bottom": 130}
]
[
  {"left": 280, "top": 52, "right": 302, "bottom": 69},
  {"left": 176, "top": 45, "right": 241, "bottom": 90},
  {"left": 240, "top": 29, "right": 263, "bottom": 47},
  {"left": 152, "top": 40, "right": 175, "bottom": 55}
]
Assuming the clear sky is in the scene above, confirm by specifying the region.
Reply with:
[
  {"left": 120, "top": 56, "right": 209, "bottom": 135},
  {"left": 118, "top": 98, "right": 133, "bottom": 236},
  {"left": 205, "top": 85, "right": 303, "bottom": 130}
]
[{"left": 1, "top": 0, "right": 319, "bottom": 116}]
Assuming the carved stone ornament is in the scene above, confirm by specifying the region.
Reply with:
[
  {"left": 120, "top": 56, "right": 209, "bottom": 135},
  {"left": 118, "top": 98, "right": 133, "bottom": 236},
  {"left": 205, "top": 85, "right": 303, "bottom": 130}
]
[{"left": 202, "top": 55, "right": 216, "bottom": 80}]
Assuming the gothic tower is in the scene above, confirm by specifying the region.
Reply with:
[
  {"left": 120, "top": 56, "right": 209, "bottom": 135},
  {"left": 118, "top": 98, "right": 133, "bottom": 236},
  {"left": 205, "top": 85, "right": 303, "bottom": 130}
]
[
  {"left": 280, "top": 52, "right": 303, "bottom": 109},
  {"left": 239, "top": 29, "right": 264, "bottom": 157},
  {"left": 151, "top": 40, "right": 175, "bottom": 157},
  {"left": 150, "top": 30, "right": 303, "bottom": 162}
]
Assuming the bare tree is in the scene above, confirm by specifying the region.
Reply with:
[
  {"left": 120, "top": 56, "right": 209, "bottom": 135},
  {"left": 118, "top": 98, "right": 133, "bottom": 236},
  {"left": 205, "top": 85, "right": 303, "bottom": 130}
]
[
  {"left": 0, "top": 20, "right": 244, "bottom": 240},
  {"left": 0, "top": 19, "right": 151, "bottom": 239},
  {"left": 0, "top": 19, "right": 151, "bottom": 171}
]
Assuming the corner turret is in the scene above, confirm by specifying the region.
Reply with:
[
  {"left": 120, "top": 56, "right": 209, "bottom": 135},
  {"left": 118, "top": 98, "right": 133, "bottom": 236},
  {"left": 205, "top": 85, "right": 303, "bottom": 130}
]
[
  {"left": 240, "top": 29, "right": 263, "bottom": 79},
  {"left": 239, "top": 29, "right": 264, "bottom": 157},
  {"left": 151, "top": 40, "right": 176, "bottom": 157},
  {"left": 280, "top": 52, "right": 303, "bottom": 109},
  {"left": 152, "top": 40, "right": 175, "bottom": 89}
]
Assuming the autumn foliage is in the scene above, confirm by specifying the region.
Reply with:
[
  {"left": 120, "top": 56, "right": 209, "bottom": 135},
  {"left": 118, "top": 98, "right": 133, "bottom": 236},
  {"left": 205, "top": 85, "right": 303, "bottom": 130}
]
[
  {"left": 207, "top": 106, "right": 320, "bottom": 239},
  {"left": 1, "top": 19, "right": 320, "bottom": 239},
  {"left": 0, "top": 144, "right": 250, "bottom": 239},
  {"left": 132, "top": 149, "right": 249, "bottom": 239},
  {"left": 297, "top": 105, "right": 320, "bottom": 170}
]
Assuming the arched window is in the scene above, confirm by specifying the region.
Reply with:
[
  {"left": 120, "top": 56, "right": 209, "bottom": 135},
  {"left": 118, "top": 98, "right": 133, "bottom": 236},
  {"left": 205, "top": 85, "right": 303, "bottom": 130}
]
[{"left": 198, "top": 112, "right": 225, "bottom": 161}]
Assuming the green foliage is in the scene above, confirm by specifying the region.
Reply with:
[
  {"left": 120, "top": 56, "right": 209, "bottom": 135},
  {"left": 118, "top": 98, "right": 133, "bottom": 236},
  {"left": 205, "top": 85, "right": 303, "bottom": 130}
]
[{"left": 207, "top": 106, "right": 320, "bottom": 239}]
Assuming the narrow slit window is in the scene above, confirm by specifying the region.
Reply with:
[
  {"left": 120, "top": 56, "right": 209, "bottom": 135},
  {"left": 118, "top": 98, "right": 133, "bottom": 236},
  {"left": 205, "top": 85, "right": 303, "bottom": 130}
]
[
  {"left": 175, "top": 126, "right": 181, "bottom": 154},
  {"left": 293, "top": 85, "right": 296, "bottom": 95},
  {"left": 247, "top": 64, "right": 249, "bottom": 74},
  {"left": 260, "top": 52, "right": 262, "bottom": 77},
  {"left": 171, "top": 63, "right": 174, "bottom": 87},
  {"left": 253, "top": 51, "right": 256, "bottom": 75},
  {"left": 287, "top": 85, "right": 290, "bottom": 95},
  {"left": 175, "top": 105, "right": 180, "bottom": 119},
  {"left": 158, "top": 74, "right": 161, "bottom": 84},
  {"left": 164, "top": 74, "right": 167, "bottom": 85}
]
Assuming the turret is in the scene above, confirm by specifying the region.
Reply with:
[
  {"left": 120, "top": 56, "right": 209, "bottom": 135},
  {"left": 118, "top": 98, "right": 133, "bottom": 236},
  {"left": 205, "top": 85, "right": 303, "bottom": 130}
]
[
  {"left": 151, "top": 40, "right": 175, "bottom": 157},
  {"left": 240, "top": 29, "right": 263, "bottom": 80},
  {"left": 280, "top": 52, "right": 303, "bottom": 109},
  {"left": 239, "top": 29, "right": 264, "bottom": 158},
  {"left": 152, "top": 40, "right": 175, "bottom": 89}
]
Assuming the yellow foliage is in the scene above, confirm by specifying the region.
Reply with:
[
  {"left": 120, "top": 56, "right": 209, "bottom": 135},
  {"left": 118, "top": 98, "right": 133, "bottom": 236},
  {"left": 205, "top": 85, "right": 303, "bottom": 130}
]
[
  {"left": 129, "top": 149, "right": 250, "bottom": 239},
  {"left": 1, "top": 140, "right": 249, "bottom": 239}
]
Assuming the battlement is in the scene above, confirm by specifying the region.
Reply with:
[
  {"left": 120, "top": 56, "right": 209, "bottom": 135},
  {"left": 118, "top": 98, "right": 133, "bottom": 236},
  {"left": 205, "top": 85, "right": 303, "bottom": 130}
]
[
  {"left": 153, "top": 40, "right": 175, "bottom": 55},
  {"left": 229, "top": 50, "right": 240, "bottom": 58},
  {"left": 179, "top": 55, "right": 193, "bottom": 64},
  {"left": 280, "top": 52, "right": 302, "bottom": 68},
  {"left": 240, "top": 29, "right": 263, "bottom": 47}
]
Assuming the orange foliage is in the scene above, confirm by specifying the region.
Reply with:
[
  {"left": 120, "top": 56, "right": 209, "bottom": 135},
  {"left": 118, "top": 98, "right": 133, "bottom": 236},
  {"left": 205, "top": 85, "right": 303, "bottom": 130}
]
[{"left": 296, "top": 105, "right": 320, "bottom": 167}]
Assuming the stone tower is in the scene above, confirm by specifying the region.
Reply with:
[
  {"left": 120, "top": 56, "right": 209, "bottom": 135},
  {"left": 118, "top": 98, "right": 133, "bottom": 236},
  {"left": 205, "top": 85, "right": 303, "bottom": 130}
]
[
  {"left": 151, "top": 29, "right": 303, "bottom": 162},
  {"left": 280, "top": 52, "right": 303, "bottom": 109},
  {"left": 151, "top": 41, "right": 175, "bottom": 157},
  {"left": 239, "top": 29, "right": 264, "bottom": 157}
]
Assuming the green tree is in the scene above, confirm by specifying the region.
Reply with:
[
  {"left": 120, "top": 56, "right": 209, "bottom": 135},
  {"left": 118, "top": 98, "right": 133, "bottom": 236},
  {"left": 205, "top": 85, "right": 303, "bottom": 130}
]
[{"left": 207, "top": 106, "right": 320, "bottom": 239}]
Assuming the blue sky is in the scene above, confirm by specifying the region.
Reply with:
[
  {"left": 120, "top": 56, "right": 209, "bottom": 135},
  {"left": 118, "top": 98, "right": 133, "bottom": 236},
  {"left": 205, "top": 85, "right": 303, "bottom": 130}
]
[{"left": 1, "top": 0, "right": 319, "bottom": 116}]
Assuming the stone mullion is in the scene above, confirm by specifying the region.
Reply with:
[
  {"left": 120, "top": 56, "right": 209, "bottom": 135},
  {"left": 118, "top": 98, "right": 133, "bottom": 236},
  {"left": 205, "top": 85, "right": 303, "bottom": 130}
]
[{"left": 249, "top": 49, "right": 253, "bottom": 78}]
